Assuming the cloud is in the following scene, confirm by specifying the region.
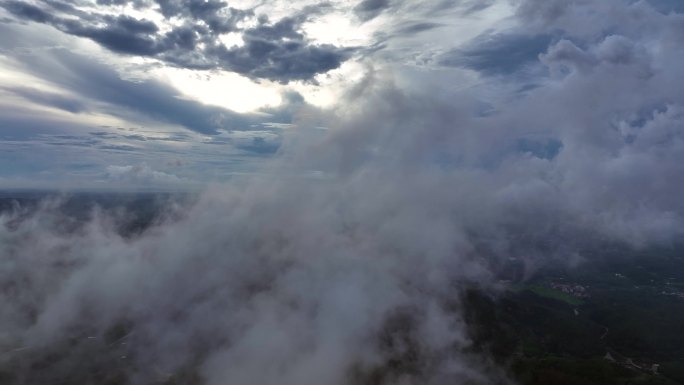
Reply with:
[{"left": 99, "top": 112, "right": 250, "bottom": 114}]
[
  {"left": 0, "top": 174, "right": 507, "bottom": 384},
  {"left": 354, "top": 0, "right": 391, "bottom": 21},
  {"left": 2, "top": 1, "right": 684, "bottom": 384},
  {"left": 0, "top": 24, "right": 263, "bottom": 135},
  {"left": 646, "top": 0, "right": 684, "bottom": 13},
  {"left": 439, "top": 33, "right": 554, "bottom": 76},
  {"left": 105, "top": 163, "right": 183, "bottom": 184},
  {"left": 233, "top": 135, "right": 281, "bottom": 155},
  {"left": 210, "top": 16, "right": 355, "bottom": 83},
  {"left": 65, "top": 14, "right": 162, "bottom": 56},
  {"left": 394, "top": 21, "right": 444, "bottom": 35},
  {"left": 2, "top": 1, "right": 53, "bottom": 23},
  {"left": 2, "top": 86, "right": 88, "bottom": 114},
  {"left": 1, "top": 0, "right": 355, "bottom": 83},
  {"left": 156, "top": 0, "right": 250, "bottom": 33}
]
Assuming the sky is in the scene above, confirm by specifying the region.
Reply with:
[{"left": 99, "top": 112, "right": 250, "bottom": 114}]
[
  {"left": 1, "top": 0, "right": 680, "bottom": 191},
  {"left": 2, "top": 1, "right": 684, "bottom": 384},
  {"left": 0, "top": 0, "right": 516, "bottom": 189}
]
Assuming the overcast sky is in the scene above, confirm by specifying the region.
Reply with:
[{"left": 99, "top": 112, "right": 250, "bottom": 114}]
[{"left": 0, "top": 0, "right": 683, "bottom": 190}]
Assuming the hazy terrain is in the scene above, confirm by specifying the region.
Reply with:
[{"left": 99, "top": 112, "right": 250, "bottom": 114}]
[{"left": 1, "top": 192, "right": 682, "bottom": 385}]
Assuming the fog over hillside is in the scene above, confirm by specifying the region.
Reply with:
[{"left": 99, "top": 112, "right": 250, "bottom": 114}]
[{"left": 1, "top": 0, "right": 684, "bottom": 384}]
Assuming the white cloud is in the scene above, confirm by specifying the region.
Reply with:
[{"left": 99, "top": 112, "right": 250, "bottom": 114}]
[{"left": 105, "top": 164, "right": 183, "bottom": 185}]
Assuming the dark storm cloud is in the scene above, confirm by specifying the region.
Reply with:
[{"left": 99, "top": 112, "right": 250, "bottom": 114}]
[
  {"left": 166, "top": 5, "right": 354, "bottom": 83},
  {"left": 438, "top": 33, "right": 554, "bottom": 76},
  {"left": 395, "top": 21, "right": 444, "bottom": 35},
  {"left": 95, "top": 0, "right": 149, "bottom": 6},
  {"left": 63, "top": 15, "right": 162, "bottom": 56},
  {"left": 0, "top": 0, "right": 355, "bottom": 83},
  {"left": 354, "top": 0, "right": 391, "bottom": 21},
  {"left": 2, "top": 1, "right": 53, "bottom": 23},
  {"left": 156, "top": 0, "right": 249, "bottom": 34},
  {"left": 211, "top": 19, "right": 355, "bottom": 84}
]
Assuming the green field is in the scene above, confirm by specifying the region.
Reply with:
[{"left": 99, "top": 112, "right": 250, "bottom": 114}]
[
  {"left": 466, "top": 253, "right": 684, "bottom": 385},
  {"left": 524, "top": 285, "right": 585, "bottom": 306}
]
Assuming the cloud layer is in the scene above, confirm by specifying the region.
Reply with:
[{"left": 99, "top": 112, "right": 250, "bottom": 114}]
[{"left": 1, "top": 0, "right": 684, "bottom": 384}]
